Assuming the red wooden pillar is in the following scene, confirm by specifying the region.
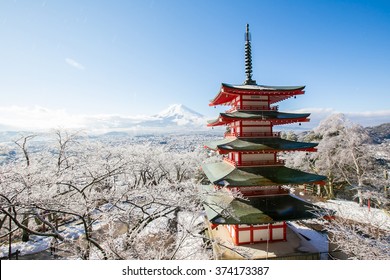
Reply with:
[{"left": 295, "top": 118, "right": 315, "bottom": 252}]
[
  {"left": 233, "top": 225, "right": 239, "bottom": 245},
  {"left": 250, "top": 225, "right": 254, "bottom": 244}
]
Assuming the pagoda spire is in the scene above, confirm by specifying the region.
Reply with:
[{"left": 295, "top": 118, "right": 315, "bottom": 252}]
[{"left": 244, "top": 24, "right": 256, "bottom": 85}]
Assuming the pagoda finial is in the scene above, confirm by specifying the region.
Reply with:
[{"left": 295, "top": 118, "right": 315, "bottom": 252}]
[{"left": 244, "top": 24, "right": 256, "bottom": 85}]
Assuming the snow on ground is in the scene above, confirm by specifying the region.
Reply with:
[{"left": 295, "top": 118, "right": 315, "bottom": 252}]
[
  {"left": 287, "top": 221, "right": 329, "bottom": 260},
  {"left": 0, "top": 235, "right": 51, "bottom": 258},
  {"left": 0, "top": 223, "right": 85, "bottom": 258},
  {"left": 2, "top": 199, "right": 388, "bottom": 259},
  {"left": 1, "top": 210, "right": 209, "bottom": 259},
  {"left": 316, "top": 199, "right": 390, "bottom": 231}
]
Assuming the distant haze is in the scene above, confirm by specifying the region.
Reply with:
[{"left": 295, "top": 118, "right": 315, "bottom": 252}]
[{"left": 0, "top": 104, "right": 388, "bottom": 133}]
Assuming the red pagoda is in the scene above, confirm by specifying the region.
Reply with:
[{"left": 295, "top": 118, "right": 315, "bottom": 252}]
[{"left": 202, "top": 24, "right": 327, "bottom": 247}]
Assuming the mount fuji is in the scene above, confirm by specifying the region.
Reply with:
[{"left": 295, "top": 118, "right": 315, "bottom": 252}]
[
  {"left": 74, "top": 104, "right": 209, "bottom": 133},
  {"left": 145, "top": 104, "right": 206, "bottom": 127},
  {"left": 75, "top": 104, "right": 209, "bottom": 133}
]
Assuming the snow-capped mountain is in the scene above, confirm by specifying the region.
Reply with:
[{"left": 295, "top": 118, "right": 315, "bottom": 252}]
[
  {"left": 83, "top": 104, "right": 208, "bottom": 132},
  {"left": 156, "top": 104, "right": 204, "bottom": 119},
  {"left": 147, "top": 104, "right": 206, "bottom": 127}
]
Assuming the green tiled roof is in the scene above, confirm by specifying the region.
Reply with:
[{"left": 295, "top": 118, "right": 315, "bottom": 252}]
[
  {"left": 202, "top": 161, "right": 326, "bottom": 187},
  {"left": 205, "top": 137, "right": 318, "bottom": 152},
  {"left": 201, "top": 185, "right": 327, "bottom": 224},
  {"left": 207, "top": 111, "right": 310, "bottom": 125}
]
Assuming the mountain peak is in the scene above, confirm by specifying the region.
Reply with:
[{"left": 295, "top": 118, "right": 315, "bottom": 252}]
[{"left": 156, "top": 104, "right": 204, "bottom": 118}]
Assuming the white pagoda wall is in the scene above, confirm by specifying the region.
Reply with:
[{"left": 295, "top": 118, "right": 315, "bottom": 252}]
[{"left": 224, "top": 222, "right": 287, "bottom": 245}]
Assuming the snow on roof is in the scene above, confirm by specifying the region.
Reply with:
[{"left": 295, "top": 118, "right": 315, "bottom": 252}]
[
  {"left": 222, "top": 83, "right": 305, "bottom": 91},
  {"left": 287, "top": 221, "right": 329, "bottom": 259}
]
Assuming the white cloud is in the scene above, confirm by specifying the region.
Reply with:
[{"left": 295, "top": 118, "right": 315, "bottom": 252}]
[
  {"left": 0, "top": 105, "right": 388, "bottom": 133},
  {"left": 0, "top": 106, "right": 153, "bottom": 132},
  {"left": 65, "top": 58, "right": 85, "bottom": 70},
  {"left": 345, "top": 110, "right": 390, "bottom": 127},
  {"left": 347, "top": 110, "right": 390, "bottom": 118},
  {"left": 291, "top": 108, "right": 390, "bottom": 128},
  {"left": 0, "top": 106, "right": 86, "bottom": 131}
]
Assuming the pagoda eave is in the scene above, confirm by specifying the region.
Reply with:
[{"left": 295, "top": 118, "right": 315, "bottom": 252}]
[
  {"left": 214, "top": 147, "right": 318, "bottom": 154},
  {"left": 201, "top": 185, "right": 330, "bottom": 225},
  {"left": 202, "top": 161, "right": 327, "bottom": 187},
  {"left": 207, "top": 117, "right": 310, "bottom": 127},
  {"left": 209, "top": 83, "right": 306, "bottom": 106},
  {"left": 209, "top": 92, "right": 237, "bottom": 107},
  {"left": 221, "top": 83, "right": 305, "bottom": 95},
  {"left": 204, "top": 138, "right": 319, "bottom": 153}
]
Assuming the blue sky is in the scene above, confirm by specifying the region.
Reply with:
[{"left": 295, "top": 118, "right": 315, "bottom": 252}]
[{"left": 0, "top": 0, "right": 389, "bottom": 130}]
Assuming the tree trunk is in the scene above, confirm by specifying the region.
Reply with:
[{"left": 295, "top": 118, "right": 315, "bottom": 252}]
[
  {"left": 21, "top": 215, "right": 30, "bottom": 242},
  {"left": 8, "top": 214, "right": 12, "bottom": 260},
  {"left": 357, "top": 188, "right": 363, "bottom": 207},
  {"left": 316, "top": 185, "right": 321, "bottom": 196},
  {"left": 324, "top": 181, "right": 334, "bottom": 199}
]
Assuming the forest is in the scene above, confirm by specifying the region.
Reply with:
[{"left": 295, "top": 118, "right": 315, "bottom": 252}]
[{"left": 0, "top": 113, "right": 389, "bottom": 260}]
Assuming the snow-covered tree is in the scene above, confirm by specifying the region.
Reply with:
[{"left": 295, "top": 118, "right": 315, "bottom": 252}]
[
  {"left": 285, "top": 114, "right": 382, "bottom": 204},
  {"left": 0, "top": 131, "right": 211, "bottom": 259},
  {"left": 317, "top": 203, "right": 390, "bottom": 260}
]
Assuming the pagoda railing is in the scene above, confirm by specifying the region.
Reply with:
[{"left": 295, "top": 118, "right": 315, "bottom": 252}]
[
  {"left": 226, "top": 105, "right": 278, "bottom": 113},
  {"left": 223, "top": 157, "right": 285, "bottom": 167},
  {"left": 223, "top": 158, "right": 237, "bottom": 166},
  {"left": 240, "top": 159, "right": 285, "bottom": 166},
  {"left": 224, "top": 131, "right": 281, "bottom": 138}
]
